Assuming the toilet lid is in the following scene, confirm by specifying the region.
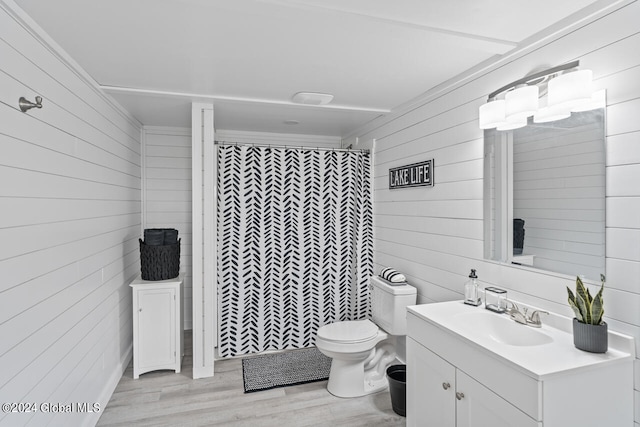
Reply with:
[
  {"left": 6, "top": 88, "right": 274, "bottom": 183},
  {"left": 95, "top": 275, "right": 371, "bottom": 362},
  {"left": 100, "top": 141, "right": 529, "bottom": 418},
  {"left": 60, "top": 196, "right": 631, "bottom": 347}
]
[{"left": 317, "top": 319, "right": 379, "bottom": 343}]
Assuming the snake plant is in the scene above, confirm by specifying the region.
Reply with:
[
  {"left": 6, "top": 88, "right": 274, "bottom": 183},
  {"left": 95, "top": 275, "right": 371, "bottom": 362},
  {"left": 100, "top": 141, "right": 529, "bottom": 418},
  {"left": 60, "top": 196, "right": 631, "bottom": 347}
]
[{"left": 567, "top": 274, "right": 605, "bottom": 325}]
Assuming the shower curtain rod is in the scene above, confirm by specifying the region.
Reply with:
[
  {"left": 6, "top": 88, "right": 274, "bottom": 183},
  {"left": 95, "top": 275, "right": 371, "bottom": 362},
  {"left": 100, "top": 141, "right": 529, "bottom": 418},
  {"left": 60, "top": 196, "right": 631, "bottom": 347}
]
[{"left": 214, "top": 140, "right": 369, "bottom": 153}]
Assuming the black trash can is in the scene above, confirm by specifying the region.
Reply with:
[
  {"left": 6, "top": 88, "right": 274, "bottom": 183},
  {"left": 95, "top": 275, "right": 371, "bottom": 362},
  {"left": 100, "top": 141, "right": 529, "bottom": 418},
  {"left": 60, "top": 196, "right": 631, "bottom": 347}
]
[{"left": 387, "top": 364, "right": 406, "bottom": 417}]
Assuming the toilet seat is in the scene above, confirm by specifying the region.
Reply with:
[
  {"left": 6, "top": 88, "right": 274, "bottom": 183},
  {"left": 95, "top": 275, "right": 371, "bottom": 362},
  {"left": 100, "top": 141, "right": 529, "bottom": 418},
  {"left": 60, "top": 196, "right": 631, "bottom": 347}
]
[
  {"left": 317, "top": 319, "right": 379, "bottom": 343},
  {"left": 315, "top": 319, "right": 393, "bottom": 398}
]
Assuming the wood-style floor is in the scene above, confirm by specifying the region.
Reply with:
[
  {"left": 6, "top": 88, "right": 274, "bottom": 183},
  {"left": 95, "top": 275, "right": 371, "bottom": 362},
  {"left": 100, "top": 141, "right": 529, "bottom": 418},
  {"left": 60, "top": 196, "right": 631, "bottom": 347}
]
[{"left": 97, "top": 332, "right": 405, "bottom": 426}]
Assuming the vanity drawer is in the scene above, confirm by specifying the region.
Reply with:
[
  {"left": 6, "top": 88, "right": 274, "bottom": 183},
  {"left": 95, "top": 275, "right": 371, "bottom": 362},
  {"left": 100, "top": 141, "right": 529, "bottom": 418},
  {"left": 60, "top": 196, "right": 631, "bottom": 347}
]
[{"left": 408, "top": 312, "right": 542, "bottom": 420}]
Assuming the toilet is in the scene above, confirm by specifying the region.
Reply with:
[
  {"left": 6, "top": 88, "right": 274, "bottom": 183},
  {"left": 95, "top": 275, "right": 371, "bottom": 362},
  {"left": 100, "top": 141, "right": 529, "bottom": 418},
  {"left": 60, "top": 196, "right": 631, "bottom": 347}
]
[{"left": 315, "top": 275, "right": 417, "bottom": 398}]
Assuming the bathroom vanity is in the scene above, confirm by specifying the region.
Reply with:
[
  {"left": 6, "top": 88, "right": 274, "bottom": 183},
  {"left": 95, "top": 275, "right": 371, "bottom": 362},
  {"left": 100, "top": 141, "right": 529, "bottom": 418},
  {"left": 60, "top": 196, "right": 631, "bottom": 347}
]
[{"left": 406, "top": 301, "right": 634, "bottom": 427}]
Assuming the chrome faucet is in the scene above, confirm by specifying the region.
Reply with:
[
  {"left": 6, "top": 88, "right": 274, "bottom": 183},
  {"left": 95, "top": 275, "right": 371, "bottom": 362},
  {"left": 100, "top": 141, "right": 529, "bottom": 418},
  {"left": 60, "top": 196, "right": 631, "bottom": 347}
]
[
  {"left": 526, "top": 309, "right": 549, "bottom": 328},
  {"left": 506, "top": 300, "right": 527, "bottom": 325},
  {"left": 505, "top": 300, "right": 548, "bottom": 328}
]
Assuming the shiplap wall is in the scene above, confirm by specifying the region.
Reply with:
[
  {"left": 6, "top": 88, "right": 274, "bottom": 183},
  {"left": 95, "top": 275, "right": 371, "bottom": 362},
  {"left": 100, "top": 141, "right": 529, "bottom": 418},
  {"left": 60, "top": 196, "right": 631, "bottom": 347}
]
[
  {"left": 0, "top": 3, "right": 141, "bottom": 427},
  {"left": 349, "top": 1, "right": 640, "bottom": 424},
  {"left": 143, "top": 126, "right": 193, "bottom": 329},
  {"left": 513, "top": 117, "right": 606, "bottom": 279}
]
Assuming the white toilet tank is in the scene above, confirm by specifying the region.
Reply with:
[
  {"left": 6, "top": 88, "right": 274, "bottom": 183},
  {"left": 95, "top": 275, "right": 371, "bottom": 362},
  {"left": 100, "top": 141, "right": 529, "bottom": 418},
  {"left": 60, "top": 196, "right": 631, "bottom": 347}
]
[{"left": 370, "top": 275, "right": 417, "bottom": 335}]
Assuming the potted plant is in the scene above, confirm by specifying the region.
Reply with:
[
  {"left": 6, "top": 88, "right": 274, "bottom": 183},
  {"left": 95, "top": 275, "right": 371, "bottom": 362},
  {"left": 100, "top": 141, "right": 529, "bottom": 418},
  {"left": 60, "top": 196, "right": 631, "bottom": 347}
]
[{"left": 567, "top": 274, "right": 607, "bottom": 353}]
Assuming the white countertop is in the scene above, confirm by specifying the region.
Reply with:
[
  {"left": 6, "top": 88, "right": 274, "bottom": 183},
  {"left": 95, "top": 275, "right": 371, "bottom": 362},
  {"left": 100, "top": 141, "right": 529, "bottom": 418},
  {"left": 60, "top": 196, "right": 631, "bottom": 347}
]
[{"left": 407, "top": 300, "right": 635, "bottom": 380}]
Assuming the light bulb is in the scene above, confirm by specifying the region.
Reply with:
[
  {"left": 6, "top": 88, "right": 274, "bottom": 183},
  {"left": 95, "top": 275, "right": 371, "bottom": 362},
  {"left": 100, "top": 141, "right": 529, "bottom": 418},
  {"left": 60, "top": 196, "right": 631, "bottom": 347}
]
[
  {"left": 534, "top": 96, "right": 571, "bottom": 123},
  {"left": 505, "top": 85, "right": 539, "bottom": 121},
  {"left": 479, "top": 100, "right": 506, "bottom": 129},
  {"left": 497, "top": 116, "right": 527, "bottom": 131},
  {"left": 548, "top": 69, "right": 593, "bottom": 110}
]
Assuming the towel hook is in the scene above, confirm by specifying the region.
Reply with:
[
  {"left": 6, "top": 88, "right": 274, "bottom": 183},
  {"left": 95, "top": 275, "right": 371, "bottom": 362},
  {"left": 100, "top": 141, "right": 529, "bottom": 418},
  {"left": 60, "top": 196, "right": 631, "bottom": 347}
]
[{"left": 19, "top": 96, "right": 43, "bottom": 112}]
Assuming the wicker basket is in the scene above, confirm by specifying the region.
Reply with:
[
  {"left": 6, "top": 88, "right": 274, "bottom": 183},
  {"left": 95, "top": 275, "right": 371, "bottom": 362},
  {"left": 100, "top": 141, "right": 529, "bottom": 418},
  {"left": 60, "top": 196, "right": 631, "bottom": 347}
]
[
  {"left": 139, "top": 238, "right": 180, "bottom": 281},
  {"left": 513, "top": 218, "right": 525, "bottom": 255}
]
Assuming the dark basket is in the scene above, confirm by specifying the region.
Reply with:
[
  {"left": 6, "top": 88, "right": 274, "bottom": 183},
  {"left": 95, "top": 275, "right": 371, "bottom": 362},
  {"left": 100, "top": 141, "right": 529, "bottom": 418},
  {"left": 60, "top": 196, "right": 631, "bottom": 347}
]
[
  {"left": 513, "top": 218, "right": 525, "bottom": 255},
  {"left": 139, "top": 238, "right": 180, "bottom": 281}
]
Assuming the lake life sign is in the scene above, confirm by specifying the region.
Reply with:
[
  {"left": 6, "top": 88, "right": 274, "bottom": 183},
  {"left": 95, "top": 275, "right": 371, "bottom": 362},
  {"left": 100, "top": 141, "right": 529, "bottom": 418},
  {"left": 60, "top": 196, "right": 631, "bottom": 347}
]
[{"left": 389, "top": 159, "right": 434, "bottom": 189}]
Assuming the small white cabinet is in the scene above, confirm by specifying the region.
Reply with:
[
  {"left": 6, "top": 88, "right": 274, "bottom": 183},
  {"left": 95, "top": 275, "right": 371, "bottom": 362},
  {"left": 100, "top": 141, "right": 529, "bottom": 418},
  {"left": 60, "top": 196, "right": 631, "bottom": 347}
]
[{"left": 131, "top": 274, "right": 184, "bottom": 379}]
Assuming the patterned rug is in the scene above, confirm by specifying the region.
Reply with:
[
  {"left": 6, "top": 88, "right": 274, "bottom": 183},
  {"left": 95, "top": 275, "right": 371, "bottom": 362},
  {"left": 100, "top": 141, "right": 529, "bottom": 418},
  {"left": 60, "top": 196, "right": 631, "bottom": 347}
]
[{"left": 242, "top": 347, "right": 332, "bottom": 393}]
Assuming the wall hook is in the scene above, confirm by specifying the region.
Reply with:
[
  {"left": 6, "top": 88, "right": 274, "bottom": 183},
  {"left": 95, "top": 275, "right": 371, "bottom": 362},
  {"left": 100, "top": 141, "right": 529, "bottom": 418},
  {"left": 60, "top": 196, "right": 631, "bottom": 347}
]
[{"left": 19, "top": 96, "right": 43, "bottom": 112}]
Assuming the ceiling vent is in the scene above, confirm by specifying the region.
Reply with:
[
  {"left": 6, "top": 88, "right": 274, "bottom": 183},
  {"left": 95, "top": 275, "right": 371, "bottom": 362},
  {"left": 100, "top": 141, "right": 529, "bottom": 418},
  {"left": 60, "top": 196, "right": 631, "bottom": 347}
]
[{"left": 291, "top": 92, "right": 334, "bottom": 105}]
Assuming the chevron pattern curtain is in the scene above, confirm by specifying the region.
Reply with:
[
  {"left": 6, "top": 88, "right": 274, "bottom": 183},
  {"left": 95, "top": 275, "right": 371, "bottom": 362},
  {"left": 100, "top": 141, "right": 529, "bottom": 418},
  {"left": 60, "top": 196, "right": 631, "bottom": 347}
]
[{"left": 217, "top": 145, "right": 373, "bottom": 357}]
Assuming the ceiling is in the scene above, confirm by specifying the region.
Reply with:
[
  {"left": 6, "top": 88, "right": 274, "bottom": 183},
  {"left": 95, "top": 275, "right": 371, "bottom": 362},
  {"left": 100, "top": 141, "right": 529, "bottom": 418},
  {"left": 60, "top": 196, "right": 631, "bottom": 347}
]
[{"left": 14, "top": 0, "right": 602, "bottom": 137}]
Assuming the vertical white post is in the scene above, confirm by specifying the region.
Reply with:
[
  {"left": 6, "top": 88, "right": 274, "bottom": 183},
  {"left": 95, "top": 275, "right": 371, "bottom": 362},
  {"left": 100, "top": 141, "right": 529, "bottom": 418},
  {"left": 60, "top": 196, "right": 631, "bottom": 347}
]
[
  {"left": 203, "top": 110, "right": 217, "bottom": 351},
  {"left": 192, "top": 103, "right": 215, "bottom": 379}
]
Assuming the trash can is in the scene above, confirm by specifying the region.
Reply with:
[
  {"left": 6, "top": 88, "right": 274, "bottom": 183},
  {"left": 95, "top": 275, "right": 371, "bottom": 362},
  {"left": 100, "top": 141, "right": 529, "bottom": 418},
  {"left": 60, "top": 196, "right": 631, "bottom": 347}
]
[{"left": 387, "top": 364, "right": 406, "bottom": 417}]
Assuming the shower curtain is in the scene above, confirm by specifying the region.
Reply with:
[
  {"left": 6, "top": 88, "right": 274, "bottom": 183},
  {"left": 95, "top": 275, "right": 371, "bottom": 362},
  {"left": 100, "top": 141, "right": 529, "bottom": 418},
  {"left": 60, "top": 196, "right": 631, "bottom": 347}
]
[{"left": 216, "top": 145, "right": 373, "bottom": 357}]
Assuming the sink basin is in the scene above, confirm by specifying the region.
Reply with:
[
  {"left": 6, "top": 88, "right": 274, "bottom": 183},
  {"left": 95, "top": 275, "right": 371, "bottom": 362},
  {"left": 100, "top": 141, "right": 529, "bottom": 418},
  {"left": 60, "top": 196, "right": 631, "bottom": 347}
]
[{"left": 455, "top": 311, "right": 553, "bottom": 347}]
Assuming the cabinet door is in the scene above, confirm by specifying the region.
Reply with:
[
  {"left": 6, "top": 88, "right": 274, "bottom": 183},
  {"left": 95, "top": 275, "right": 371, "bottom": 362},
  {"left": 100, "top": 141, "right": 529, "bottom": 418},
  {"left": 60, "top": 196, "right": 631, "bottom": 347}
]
[
  {"left": 456, "top": 371, "right": 539, "bottom": 427},
  {"left": 137, "top": 288, "right": 176, "bottom": 369},
  {"left": 407, "top": 338, "right": 456, "bottom": 427}
]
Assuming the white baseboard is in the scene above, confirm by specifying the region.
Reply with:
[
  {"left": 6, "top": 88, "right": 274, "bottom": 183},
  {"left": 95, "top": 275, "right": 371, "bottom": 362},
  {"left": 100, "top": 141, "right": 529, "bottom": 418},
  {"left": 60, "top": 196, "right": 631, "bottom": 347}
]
[{"left": 87, "top": 343, "right": 133, "bottom": 427}]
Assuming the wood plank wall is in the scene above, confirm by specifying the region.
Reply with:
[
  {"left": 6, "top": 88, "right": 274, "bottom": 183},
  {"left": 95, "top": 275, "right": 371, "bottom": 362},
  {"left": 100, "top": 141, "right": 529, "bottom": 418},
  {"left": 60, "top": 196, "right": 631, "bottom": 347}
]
[
  {"left": 143, "top": 126, "right": 193, "bottom": 329},
  {"left": 0, "top": 4, "right": 142, "bottom": 426},
  {"left": 349, "top": 2, "right": 640, "bottom": 425}
]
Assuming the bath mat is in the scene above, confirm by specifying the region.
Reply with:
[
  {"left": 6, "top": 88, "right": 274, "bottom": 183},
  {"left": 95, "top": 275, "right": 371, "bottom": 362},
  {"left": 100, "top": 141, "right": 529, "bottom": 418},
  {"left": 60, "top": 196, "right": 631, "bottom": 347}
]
[{"left": 242, "top": 347, "right": 331, "bottom": 393}]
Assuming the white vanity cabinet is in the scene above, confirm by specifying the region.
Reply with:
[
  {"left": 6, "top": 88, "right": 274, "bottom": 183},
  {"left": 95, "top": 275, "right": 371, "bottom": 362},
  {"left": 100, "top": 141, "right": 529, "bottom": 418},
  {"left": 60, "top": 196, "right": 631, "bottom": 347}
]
[
  {"left": 407, "top": 337, "right": 454, "bottom": 426},
  {"left": 407, "top": 338, "right": 538, "bottom": 427},
  {"left": 406, "top": 302, "right": 634, "bottom": 427},
  {"left": 131, "top": 274, "right": 184, "bottom": 379}
]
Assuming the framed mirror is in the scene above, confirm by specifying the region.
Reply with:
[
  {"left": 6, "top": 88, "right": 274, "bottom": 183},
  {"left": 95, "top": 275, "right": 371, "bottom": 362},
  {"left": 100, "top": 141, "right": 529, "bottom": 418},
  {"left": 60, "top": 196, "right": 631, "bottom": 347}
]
[{"left": 483, "top": 107, "right": 606, "bottom": 282}]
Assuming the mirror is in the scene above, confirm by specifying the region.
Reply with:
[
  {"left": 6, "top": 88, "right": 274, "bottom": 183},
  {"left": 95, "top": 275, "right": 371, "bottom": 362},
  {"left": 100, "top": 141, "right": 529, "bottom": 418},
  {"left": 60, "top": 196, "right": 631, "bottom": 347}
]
[{"left": 483, "top": 108, "right": 606, "bottom": 282}]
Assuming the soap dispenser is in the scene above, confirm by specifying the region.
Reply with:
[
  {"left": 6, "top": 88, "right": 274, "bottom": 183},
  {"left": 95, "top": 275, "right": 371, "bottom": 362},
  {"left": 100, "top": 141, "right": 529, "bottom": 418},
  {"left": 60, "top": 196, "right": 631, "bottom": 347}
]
[{"left": 464, "top": 269, "right": 482, "bottom": 306}]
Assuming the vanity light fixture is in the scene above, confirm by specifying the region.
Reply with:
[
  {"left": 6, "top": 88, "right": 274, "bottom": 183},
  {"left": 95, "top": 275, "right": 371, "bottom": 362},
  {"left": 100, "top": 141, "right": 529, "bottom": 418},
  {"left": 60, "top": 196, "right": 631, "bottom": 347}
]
[{"left": 479, "top": 61, "right": 599, "bottom": 130}]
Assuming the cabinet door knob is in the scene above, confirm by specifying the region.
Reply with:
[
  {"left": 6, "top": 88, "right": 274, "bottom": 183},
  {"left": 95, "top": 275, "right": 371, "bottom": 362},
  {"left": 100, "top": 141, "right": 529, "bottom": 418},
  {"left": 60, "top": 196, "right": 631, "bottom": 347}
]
[
  {"left": 139, "top": 308, "right": 142, "bottom": 312},
  {"left": 456, "top": 392, "right": 465, "bottom": 400},
  {"left": 442, "top": 382, "right": 450, "bottom": 390}
]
